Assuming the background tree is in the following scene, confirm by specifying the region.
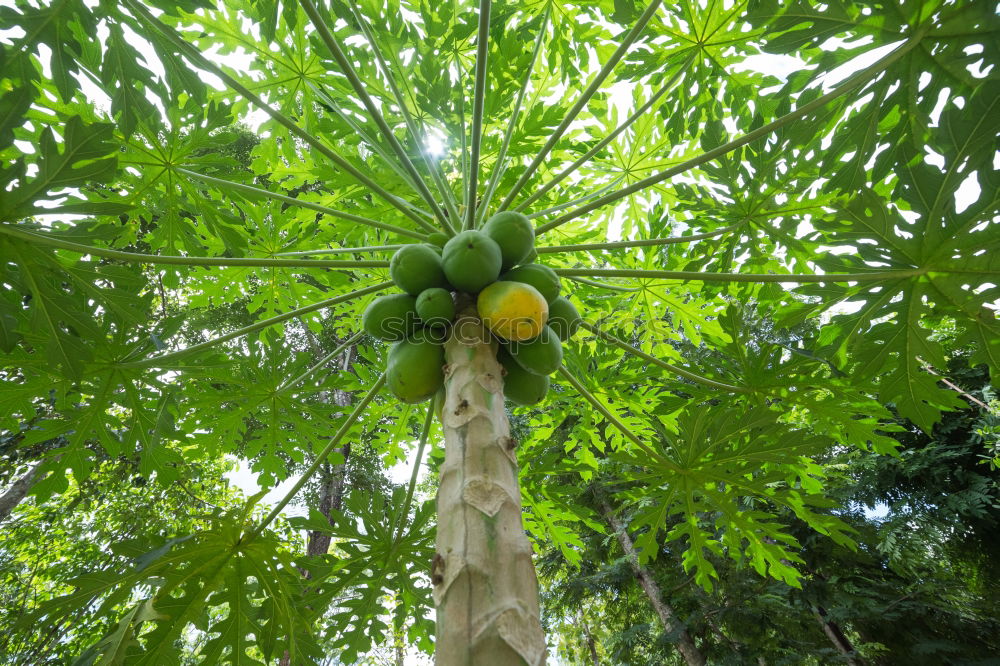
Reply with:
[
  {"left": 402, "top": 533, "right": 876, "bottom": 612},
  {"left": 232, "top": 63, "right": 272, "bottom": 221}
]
[{"left": 538, "top": 334, "right": 999, "bottom": 664}]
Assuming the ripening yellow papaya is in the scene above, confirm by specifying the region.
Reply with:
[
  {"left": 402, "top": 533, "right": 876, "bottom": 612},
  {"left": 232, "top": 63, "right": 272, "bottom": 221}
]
[{"left": 477, "top": 281, "right": 548, "bottom": 342}]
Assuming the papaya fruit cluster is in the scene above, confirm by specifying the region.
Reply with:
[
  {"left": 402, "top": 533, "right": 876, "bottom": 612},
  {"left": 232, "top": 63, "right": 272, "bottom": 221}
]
[{"left": 362, "top": 211, "right": 581, "bottom": 406}]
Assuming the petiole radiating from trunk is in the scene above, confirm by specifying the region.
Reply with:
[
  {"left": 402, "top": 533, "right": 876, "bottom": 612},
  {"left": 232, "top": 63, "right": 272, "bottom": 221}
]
[
  {"left": 0, "top": 225, "right": 391, "bottom": 269},
  {"left": 177, "top": 168, "right": 429, "bottom": 241},
  {"left": 121, "top": 282, "right": 392, "bottom": 369},
  {"left": 123, "top": 0, "right": 437, "bottom": 235},
  {"left": 515, "top": 50, "right": 696, "bottom": 212},
  {"left": 474, "top": 7, "right": 550, "bottom": 227},
  {"left": 465, "top": 0, "right": 492, "bottom": 230},
  {"left": 581, "top": 322, "right": 748, "bottom": 393},
  {"left": 536, "top": 30, "right": 928, "bottom": 234},
  {"left": 535, "top": 223, "right": 741, "bottom": 254},
  {"left": 497, "top": 0, "right": 665, "bottom": 211},
  {"left": 298, "top": 0, "right": 453, "bottom": 232},
  {"left": 250, "top": 374, "right": 387, "bottom": 539}
]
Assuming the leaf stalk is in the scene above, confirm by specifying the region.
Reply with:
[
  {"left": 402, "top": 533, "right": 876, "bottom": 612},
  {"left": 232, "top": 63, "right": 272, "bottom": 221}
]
[
  {"left": 121, "top": 282, "right": 392, "bottom": 369},
  {"left": 581, "top": 322, "right": 748, "bottom": 393},
  {"left": 393, "top": 405, "right": 435, "bottom": 544},
  {"left": 0, "top": 225, "right": 390, "bottom": 269},
  {"left": 537, "top": 31, "right": 928, "bottom": 234},
  {"left": 466, "top": 0, "right": 492, "bottom": 229},
  {"left": 536, "top": 223, "right": 740, "bottom": 254},
  {"left": 558, "top": 366, "right": 679, "bottom": 471},
  {"left": 346, "top": 3, "right": 464, "bottom": 229},
  {"left": 122, "top": 0, "right": 436, "bottom": 234},
  {"left": 177, "top": 168, "right": 428, "bottom": 240},
  {"left": 516, "top": 50, "right": 696, "bottom": 211},
  {"left": 474, "top": 7, "right": 550, "bottom": 227},
  {"left": 554, "top": 267, "right": 928, "bottom": 283},
  {"left": 277, "top": 332, "right": 364, "bottom": 392},
  {"left": 497, "top": 0, "right": 664, "bottom": 210},
  {"left": 250, "top": 373, "right": 387, "bottom": 538},
  {"left": 297, "top": 0, "right": 453, "bottom": 232}
]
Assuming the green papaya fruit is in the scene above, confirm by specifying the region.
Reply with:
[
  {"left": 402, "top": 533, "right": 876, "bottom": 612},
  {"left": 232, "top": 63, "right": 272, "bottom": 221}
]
[
  {"left": 390, "top": 244, "right": 448, "bottom": 296},
  {"left": 416, "top": 287, "right": 455, "bottom": 327},
  {"left": 362, "top": 294, "right": 420, "bottom": 341},
  {"left": 442, "top": 230, "right": 502, "bottom": 293},
  {"left": 498, "top": 347, "right": 549, "bottom": 405},
  {"left": 501, "top": 263, "right": 560, "bottom": 303},
  {"left": 547, "top": 296, "right": 581, "bottom": 341},
  {"left": 508, "top": 325, "right": 563, "bottom": 376},
  {"left": 387, "top": 331, "right": 445, "bottom": 404},
  {"left": 482, "top": 211, "right": 535, "bottom": 271}
]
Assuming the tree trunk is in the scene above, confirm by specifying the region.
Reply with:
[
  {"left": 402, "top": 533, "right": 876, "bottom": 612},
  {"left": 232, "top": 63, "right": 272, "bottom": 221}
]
[
  {"left": 304, "top": 342, "right": 355, "bottom": 561},
  {"left": 304, "top": 451, "right": 350, "bottom": 559},
  {"left": 280, "top": 346, "right": 355, "bottom": 666},
  {"left": 433, "top": 312, "right": 546, "bottom": 665},
  {"left": 0, "top": 461, "right": 41, "bottom": 524},
  {"left": 578, "top": 609, "right": 600, "bottom": 666},
  {"left": 813, "top": 605, "right": 862, "bottom": 666},
  {"left": 601, "top": 502, "right": 706, "bottom": 666}
]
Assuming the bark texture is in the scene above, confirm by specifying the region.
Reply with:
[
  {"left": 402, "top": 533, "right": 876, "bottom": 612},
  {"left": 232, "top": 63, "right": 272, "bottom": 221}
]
[
  {"left": 602, "top": 503, "right": 706, "bottom": 666},
  {"left": 304, "top": 452, "right": 350, "bottom": 559},
  {"left": 813, "top": 605, "right": 862, "bottom": 666},
  {"left": 578, "top": 609, "right": 600, "bottom": 666},
  {"left": 304, "top": 344, "right": 355, "bottom": 560},
  {"left": 434, "top": 313, "right": 546, "bottom": 665},
  {"left": 0, "top": 462, "right": 41, "bottom": 525},
  {"left": 283, "top": 341, "right": 355, "bottom": 666}
]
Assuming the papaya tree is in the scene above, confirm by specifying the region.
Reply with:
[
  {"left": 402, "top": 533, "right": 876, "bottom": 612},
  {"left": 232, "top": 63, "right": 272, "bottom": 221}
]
[{"left": 0, "top": 0, "right": 998, "bottom": 663}]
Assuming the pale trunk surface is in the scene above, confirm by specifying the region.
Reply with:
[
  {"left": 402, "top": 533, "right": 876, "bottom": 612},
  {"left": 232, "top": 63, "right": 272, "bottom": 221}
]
[
  {"left": 0, "top": 462, "right": 41, "bottom": 525},
  {"left": 602, "top": 503, "right": 706, "bottom": 666},
  {"left": 434, "top": 313, "right": 547, "bottom": 665},
  {"left": 813, "top": 606, "right": 862, "bottom": 666}
]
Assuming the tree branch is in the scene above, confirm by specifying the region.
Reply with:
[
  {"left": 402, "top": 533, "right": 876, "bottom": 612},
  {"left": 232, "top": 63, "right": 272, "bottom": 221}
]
[
  {"left": 347, "top": 2, "right": 463, "bottom": 228},
  {"left": 558, "top": 366, "right": 678, "bottom": 470},
  {"left": 0, "top": 224, "right": 390, "bottom": 269},
  {"left": 475, "top": 6, "right": 550, "bottom": 226},
  {"left": 526, "top": 178, "right": 626, "bottom": 221},
  {"left": 274, "top": 244, "right": 404, "bottom": 256},
  {"left": 277, "top": 332, "right": 365, "bottom": 392},
  {"left": 553, "top": 267, "right": 928, "bottom": 283},
  {"left": 516, "top": 50, "right": 696, "bottom": 211},
  {"left": 536, "top": 223, "right": 741, "bottom": 254},
  {"left": 565, "top": 276, "right": 642, "bottom": 292},
  {"left": 123, "top": 0, "right": 436, "bottom": 234},
  {"left": 298, "top": 0, "right": 453, "bottom": 232},
  {"left": 393, "top": 405, "right": 435, "bottom": 544}
]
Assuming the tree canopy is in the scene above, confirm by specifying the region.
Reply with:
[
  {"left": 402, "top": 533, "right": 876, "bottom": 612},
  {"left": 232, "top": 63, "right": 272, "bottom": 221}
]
[{"left": 0, "top": 0, "right": 998, "bottom": 663}]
